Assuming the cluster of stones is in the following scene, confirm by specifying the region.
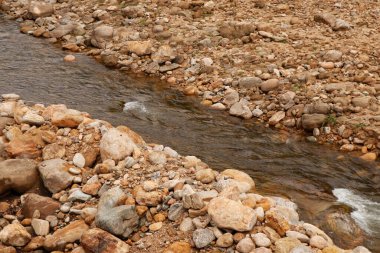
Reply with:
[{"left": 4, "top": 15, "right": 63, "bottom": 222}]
[
  {"left": 0, "top": 93, "right": 372, "bottom": 253},
  {"left": 0, "top": 0, "right": 379, "bottom": 161}
]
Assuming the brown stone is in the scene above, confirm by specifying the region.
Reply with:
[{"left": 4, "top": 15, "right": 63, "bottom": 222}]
[
  {"left": 21, "top": 194, "right": 60, "bottom": 219},
  {"left": 81, "top": 228, "right": 130, "bottom": 253},
  {"left": 163, "top": 241, "right": 192, "bottom": 253}
]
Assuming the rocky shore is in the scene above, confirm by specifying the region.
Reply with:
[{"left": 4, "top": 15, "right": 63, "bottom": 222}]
[
  {"left": 0, "top": 94, "right": 373, "bottom": 253},
  {"left": 1, "top": 0, "right": 380, "bottom": 160}
]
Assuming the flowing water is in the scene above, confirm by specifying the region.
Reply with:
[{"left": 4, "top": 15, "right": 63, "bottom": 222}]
[{"left": 0, "top": 15, "right": 379, "bottom": 251}]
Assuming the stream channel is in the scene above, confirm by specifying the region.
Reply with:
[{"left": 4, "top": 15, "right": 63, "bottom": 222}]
[{"left": 0, "top": 15, "right": 379, "bottom": 252}]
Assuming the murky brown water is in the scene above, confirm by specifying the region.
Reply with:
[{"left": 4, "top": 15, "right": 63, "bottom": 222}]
[{"left": 0, "top": 15, "right": 379, "bottom": 252}]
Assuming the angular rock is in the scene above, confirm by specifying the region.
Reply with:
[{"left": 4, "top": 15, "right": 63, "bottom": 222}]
[
  {"left": 301, "top": 114, "right": 326, "bottom": 130},
  {"left": 31, "top": 219, "right": 50, "bottom": 236},
  {"left": 29, "top": 1, "right": 53, "bottom": 19},
  {"left": 274, "top": 237, "right": 302, "bottom": 253},
  {"left": 0, "top": 223, "right": 31, "bottom": 247},
  {"left": 0, "top": 159, "right": 38, "bottom": 195},
  {"left": 21, "top": 193, "right": 60, "bottom": 219},
  {"left": 95, "top": 187, "right": 139, "bottom": 238},
  {"left": 220, "top": 169, "right": 255, "bottom": 191},
  {"left": 38, "top": 159, "right": 73, "bottom": 193},
  {"left": 50, "top": 108, "right": 83, "bottom": 128},
  {"left": 269, "top": 111, "right": 285, "bottom": 126},
  {"left": 163, "top": 241, "right": 192, "bottom": 253},
  {"left": 192, "top": 228, "right": 215, "bottom": 248},
  {"left": 99, "top": 128, "right": 136, "bottom": 162},
  {"left": 208, "top": 197, "right": 257, "bottom": 231},
  {"left": 44, "top": 220, "right": 89, "bottom": 251},
  {"left": 151, "top": 45, "right": 177, "bottom": 63},
  {"left": 230, "top": 99, "right": 253, "bottom": 119},
  {"left": 81, "top": 228, "right": 130, "bottom": 253}
]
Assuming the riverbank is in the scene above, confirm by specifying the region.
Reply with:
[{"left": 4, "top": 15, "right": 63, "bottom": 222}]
[
  {"left": 0, "top": 93, "right": 373, "bottom": 253},
  {"left": 1, "top": 0, "right": 380, "bottom": 161}
]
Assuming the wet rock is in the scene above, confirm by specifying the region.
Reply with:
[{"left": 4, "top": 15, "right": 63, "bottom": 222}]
[
  {"left": 91, "top": 25, "right": 114, "bottom": 49},
  {"left": 21, "top": 193, "right": 60, "bottom": 219},
  {"left": 44, "top": 220, "right": 89, "bottom": 251},
  {"left": 0, "top": 223, "right": 31, "bottom": 247},
  {"left": 38, "top": 159, "right": 74, "bottom": 193},
  {"left": 208, "top": 197, "right": 257, "bottom": 231},
  {"left": 301, "top": 114, "right": 326, "bottom": 130},
  {"left": 220, "top": 169, "right": 255, "bottom": 192},
  {"left": 100, "top": 128, "right": 136, "bottom": 162},
  {"left": 230, "top": 99, "right": 253, "bottom": 119},
  {"left": 0, "top": 159, "right": 38, "bottom": 195},
  {"left": 81, "top": 228, "right": 130, "bottom": 253},
  {"left": 95, "top": 187, "right": 139, "bottom": 238},
  {"left": 192, "top": 228, "right": 215, "bottom": 248},
  {"left": 28, "top": 1, "right": 53, "bottom": 19}
]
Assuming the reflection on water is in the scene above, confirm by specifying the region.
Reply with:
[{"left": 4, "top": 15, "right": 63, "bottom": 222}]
[{"left": 0, "top": 15, "right": 379, "bottom": 252}]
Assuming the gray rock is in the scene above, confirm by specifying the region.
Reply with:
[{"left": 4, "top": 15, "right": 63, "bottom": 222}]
[
  {"left": 239, "top": 77, "right": 262, "bottom": 89},
  {"left": 91, "top": 25, "right": 114, "bottom": 49},
  {"left": 192, "top": 228, "right": 215, "bottom": 248},
  {"left": 179, "top": 217, "right": 194, "bottom": 232},
  {"left": 50, "top": 24, "right": 76, "bottom": 38},
  {"left": 323, "top": 50, "right": 343, "bottom": 62},
  {"left": 151, "top": 45, "right": 177, "bottom": 64},
  {"left": 301, "top": 114, "right": 326, "bottom": 130},
  {"left": 183, "top": 193, "right": 205, "bottom": 210},
  {"left": 223, "top": 89, "right": 239, "bottom": 108},
  {"left": 168, "top": 203, "right": 184, "bottom": 221},
  {"left": 229, "top": 99, "right": 253, "bottom": 119},
  {"left": 0, "top": 159, "right": 38, "bottom": 195},
  {"left": 99, "top": 128, "right": 136, "bottom": 162},
  {"left": 95, "top": 187, "right": 139, "bottom": 238},
  {"left": 38, "top": 159, "right": 74, "bottom": 193},
  {"left": 68, "top": 190, "right": 91, "bottom": 202},
  {"left": 252, "top": 108, "right": 263, "bottom": 117}
]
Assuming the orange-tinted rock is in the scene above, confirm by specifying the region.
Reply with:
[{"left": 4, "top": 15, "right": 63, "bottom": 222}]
[
  {"left": 81, "top": 228, "right": 130, "bottom": 253},
  {"left": 21, "top": 194, "right": 60, "bottom": 219}
]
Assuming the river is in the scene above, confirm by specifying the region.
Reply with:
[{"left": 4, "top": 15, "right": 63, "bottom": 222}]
[{"left": 0, "top": 15, "right": 379, "bottom": 251}]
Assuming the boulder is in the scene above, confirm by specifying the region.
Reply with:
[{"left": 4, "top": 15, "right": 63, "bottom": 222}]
[
  {"left": 91, "top": 25, "right": 114, "bottom": 49},
  {"left": 301, "top": 114, "right": 326, "bottom": 130},
  {"left": 95, "top": 187, "right": 139, "bottom": 238},
  {"left": 220, "top": 169, "right": 255, "bottom": 191},
  {"left": 122, "top": 41, "right": 153, "bottom": 56},
  {"left": 81, "top": 228, "right": 130, "bottom": 253},
  {"left": 51, "top": 109, "right": 83, "bottom": 128},
  {"left": 208, "top": 197, "right": 257, "bottom": 231},
  {"left": 38, "top": 159, "right": 74, "bottom": 193},
  {"left": 0, "top": 223, "right": 31, "bottom": 247},
  {"left": 0, "top": 159, "right": 38, "bottom": 195},
  {"left": 21, "top": 193, "right": 60, "bottom": 219},
  {"left": 229, "top": 99, "right": 253, "bottom": 119},
  {"left": 28, "top": 1, "right": 54, "bottom": 19},
  {"left": 44, "top": 220, "right": 89, "bottom": 251},
  {"left": 99, "top": 128, "right": 136, "bottom": 162}
]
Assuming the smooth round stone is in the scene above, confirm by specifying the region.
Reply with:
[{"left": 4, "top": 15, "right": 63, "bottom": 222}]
[
  {"left": 73, "top": 153, "right": 85, "bottom": 168},
  {"left": 149, "top": 222, "right": 163, "bottom": 231},
  {"left": 64, "top": 55, "right": 76, "bottom": 62},
  {"left": 69, "top": 167, "right": 81, "bottom": 175}
]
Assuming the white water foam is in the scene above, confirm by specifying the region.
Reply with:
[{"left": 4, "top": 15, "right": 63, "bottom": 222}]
[
  {"left": 332, "top": 188, "right": 380, "bottom": 236},
  {"left": 123, "top": 101, "right": 148, "bottom": 113}
]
